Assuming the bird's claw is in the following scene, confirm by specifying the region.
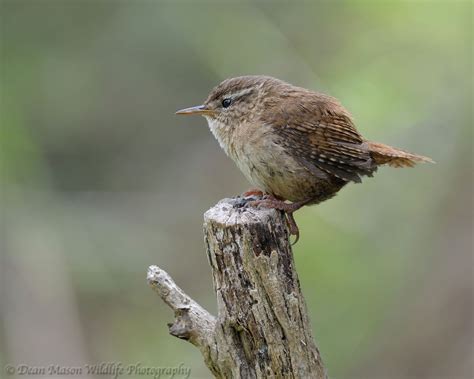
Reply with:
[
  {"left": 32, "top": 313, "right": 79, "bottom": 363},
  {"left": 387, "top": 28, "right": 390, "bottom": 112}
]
[{"left": 285, "top": 212, "right": 300, "bottom": 245}]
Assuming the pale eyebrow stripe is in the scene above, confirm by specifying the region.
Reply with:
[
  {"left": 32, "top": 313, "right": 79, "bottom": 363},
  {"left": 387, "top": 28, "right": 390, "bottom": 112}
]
[{"left": 228, "top": 88, "right": 254, "bottom": 99}]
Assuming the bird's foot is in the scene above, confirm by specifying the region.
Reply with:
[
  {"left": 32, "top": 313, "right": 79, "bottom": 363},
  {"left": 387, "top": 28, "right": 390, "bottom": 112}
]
[
  {"left": 247, "top": 197, "right": 310, "bottom": 244},
  {"left": 232, "top": 189, "right": 266, "bottom": 209}
]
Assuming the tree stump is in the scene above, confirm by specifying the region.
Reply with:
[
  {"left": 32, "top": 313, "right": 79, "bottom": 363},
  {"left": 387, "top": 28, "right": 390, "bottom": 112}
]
[{"left": 147, "top": 197, "right": 327, "bottom": 379}]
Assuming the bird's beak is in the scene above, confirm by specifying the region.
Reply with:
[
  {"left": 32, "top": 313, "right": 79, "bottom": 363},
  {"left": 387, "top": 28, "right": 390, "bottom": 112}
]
[{"left": 175, "top": 105, "right": 214, "bottom": 116}]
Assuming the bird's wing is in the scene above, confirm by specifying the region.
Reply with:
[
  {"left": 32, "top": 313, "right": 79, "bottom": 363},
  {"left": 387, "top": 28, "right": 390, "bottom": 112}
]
[{"left": 268, "top": 95, "right": 377, "bottom": 183}]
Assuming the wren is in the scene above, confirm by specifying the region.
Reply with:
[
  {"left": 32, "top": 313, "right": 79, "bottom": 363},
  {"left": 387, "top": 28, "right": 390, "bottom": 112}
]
[{"left": 176, "top": 75, "right": 433, "bottom": 242}]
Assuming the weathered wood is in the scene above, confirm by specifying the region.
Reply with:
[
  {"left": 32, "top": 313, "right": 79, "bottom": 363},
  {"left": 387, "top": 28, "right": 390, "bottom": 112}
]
[{"left": 148, "top": 197, "right": 327, "bottom": 379}]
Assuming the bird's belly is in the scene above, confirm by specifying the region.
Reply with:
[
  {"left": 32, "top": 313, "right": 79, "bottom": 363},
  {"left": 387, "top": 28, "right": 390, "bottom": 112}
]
[
  {"left": 209, "top": 120, "right": 345, "bottom": 204},
  {"left": 231, "top": 133, "right": 339, "bottom": 203}
]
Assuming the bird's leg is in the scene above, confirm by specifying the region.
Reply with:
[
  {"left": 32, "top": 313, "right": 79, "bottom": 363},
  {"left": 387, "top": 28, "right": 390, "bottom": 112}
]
[
  {"left": 247, "top": 196, "right": 313, "bottom": 244},
  {"left": 242, "top": 188, "right": 265, "bottom": 198}
]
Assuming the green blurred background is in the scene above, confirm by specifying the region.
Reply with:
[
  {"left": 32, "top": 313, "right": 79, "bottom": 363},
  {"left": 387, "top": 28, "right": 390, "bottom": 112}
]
[{"left": 1, "top": 1, "right": 472, "bottom": 378}]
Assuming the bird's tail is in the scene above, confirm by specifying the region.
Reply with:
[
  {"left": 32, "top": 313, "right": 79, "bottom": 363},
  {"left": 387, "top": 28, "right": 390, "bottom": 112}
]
[{"left": 367, "top": 141, "right": 434, "bottom": 168}]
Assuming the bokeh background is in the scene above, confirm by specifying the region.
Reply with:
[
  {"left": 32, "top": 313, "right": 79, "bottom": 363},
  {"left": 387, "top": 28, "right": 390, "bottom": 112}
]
[{"left": 1, "top": 1, "right": 472, "bottom": 378}]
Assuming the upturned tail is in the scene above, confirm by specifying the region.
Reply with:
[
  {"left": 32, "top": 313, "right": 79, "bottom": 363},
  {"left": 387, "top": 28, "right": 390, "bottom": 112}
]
[{"left": 367, "top": 141, "right": 434, "bottom": 168}]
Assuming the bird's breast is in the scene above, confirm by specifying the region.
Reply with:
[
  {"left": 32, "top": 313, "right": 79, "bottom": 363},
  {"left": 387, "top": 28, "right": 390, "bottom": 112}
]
[{"left": 206, "top": 118, "right": 326, "bottom": 202}]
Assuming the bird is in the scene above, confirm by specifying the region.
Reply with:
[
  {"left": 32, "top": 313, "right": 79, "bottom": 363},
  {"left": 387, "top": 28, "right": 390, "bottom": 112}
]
[{"left": 176, "top": 75, "right": 433, "bottom": 242}]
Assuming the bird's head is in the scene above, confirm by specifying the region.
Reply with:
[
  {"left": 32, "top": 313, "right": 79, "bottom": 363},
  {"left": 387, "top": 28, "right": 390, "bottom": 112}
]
[{"left": 176, "top": 75, "right": 285, "bottom": 128}]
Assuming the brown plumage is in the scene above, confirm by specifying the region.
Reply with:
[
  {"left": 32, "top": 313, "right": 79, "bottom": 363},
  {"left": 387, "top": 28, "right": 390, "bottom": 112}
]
[{"left": 176, "top": 75, "right": 433, "bottom": 241}]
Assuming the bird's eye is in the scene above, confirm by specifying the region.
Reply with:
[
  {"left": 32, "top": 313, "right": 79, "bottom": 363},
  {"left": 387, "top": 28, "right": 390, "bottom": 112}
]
[{"left": 222, "top": 98, "right": 232, "bottom": 108}]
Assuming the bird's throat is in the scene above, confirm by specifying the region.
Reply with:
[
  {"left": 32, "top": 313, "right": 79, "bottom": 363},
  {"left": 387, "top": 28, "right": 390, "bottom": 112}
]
[{"left": 204, "top": 116, "right": 235, "bottom": 156}]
